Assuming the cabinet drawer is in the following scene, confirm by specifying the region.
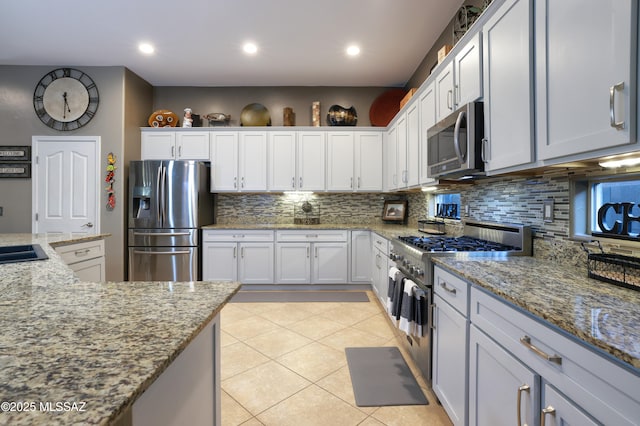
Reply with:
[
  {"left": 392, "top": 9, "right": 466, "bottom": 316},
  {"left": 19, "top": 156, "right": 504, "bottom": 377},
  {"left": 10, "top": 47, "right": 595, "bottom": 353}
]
[
  {"left": 55, "top": 239, "right": 105, "bottom": 265},
  {"left": 433, "top": 265, "right": 469, "bottom": 316},
  {"left": 276, "top": 230, "right": 348, "bottom": 242},
  {"left": 470, "top": 286, "right": 640, "bottom": 425},
  {"left": 371, "top": 233, "right": 389, "bottom": 255},
  {"left": 203, "top": 230, "right": 274, "bottom": 242}
]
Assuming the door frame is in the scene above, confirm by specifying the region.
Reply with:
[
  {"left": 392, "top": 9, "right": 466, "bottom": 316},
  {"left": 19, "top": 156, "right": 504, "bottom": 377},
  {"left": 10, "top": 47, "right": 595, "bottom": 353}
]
[{"left": 31, "top": 135, "right": 101, "bottom": 233}]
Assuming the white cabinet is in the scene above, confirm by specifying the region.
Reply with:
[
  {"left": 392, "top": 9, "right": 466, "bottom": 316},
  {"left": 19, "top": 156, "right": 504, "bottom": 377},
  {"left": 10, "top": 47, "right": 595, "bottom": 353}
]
[
  {"left": 268, "top": 131, "right": 298, "bottom": 191},
  {"left": 402, "top": 102, "right": 420, "bottom": 188},
  {"left": 327, "top": 132, "right": 383, "bottom": 192},
  {"left": 482, "top": 0, "right": 534, "bottom": 172},
  {"left": 202, "top": 230, "right": 274, "bottom": 284},
  {"left": 275, "top": 230, "right": 349, "bottom": 284},
  {"left": 432, "top": 266, "right": 469, "bottom": 426},
  {"left": 454, "top": 32, "right": 482, "bottom": 107},
  {"left": 540, "top": 382, "right": 598, "bottom": 426},
  {"left": 141, "top": 131, "right": 210, "bottom": 160},
  {"left": 210, "top": 132, "right": 268, "bottom": 192},
  {"left": 370, "top": 233, "right": 389, "bottom": 305},
  {"left": 55, "top": 239, "right": 106, "bottom": 282},
  {"left": 384, "top": 123, "right": 398, "bottom": 191},
  {"left": 435, "top": 62, "right": 455, "bottom": 123},
  {"left": 297, "top": 131, "right": 326, "bottom": 191},
  {"left": 350, "top": 231, "right": 371, "bottom": 283},
  {"left": 418, "top": 83, "right": 437, "bottom": 185},
  {"left": 535, "top": 0, "right": 635, "bottom": 161}
]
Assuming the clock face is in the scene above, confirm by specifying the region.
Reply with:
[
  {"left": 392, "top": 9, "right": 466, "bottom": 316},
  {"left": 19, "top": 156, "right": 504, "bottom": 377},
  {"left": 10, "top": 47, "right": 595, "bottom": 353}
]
[{"left": 33, "top": 68, "right": 99, "bottom": 131}]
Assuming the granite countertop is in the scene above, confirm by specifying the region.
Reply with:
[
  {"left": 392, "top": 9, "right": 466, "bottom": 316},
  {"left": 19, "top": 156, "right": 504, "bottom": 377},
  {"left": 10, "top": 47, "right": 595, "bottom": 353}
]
[
  {"left": 0, "top": 234, "right": 241, "bottom": 425},
  {"left": 433, "top": 256, "right": 640, "bottom": 372}
]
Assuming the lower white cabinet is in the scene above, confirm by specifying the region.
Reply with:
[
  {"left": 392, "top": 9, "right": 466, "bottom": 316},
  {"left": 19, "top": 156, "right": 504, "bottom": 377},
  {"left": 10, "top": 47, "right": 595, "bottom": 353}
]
[
  {"left": 202, "top": 230, "right": 274, "bottom": 284},
  {"left": 370, "top": 233, "right": 389, "bottom": 305},
  {"left": 54, "top": 239, "right": 106, "bottom": 282},
  {"left": 275, "top": 230, "right": 349, "bottom": 285},
  {"left": 350, "top": 230, "right": 371, "bottom": 283}
]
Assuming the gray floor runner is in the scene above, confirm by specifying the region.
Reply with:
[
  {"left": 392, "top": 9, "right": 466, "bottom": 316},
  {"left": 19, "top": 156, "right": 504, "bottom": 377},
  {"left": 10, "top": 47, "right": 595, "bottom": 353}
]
[
  {"left": 345, "top": 346, "right": 429, "bottom": 407},
  {"left": 230, "top": 291, "right": 370, "bottom": 303}
]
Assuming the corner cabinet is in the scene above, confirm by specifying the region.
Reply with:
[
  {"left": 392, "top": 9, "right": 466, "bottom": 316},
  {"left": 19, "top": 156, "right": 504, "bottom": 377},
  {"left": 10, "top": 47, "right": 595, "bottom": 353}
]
[
  {"left": 535, "top": 0, "right": 636, "bottom": 161},
  {"left": 141, "top": 131, "right": 210, "bottom": 160},
  {"left": 482, "top": 0, "right": 535, "bottom": 173}
]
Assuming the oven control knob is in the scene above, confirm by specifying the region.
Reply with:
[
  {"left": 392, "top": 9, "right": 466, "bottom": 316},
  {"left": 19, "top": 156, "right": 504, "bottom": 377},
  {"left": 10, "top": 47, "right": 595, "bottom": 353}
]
[
  {"left": 396, "top": 255, "right": 404, "bottom": 263},
  {"left": 414, "top": 267, "right": 423, "bottom": 277},
  {"left": 408, "top": 265, "right": 416, "bottom": 274},
  {"left": 402, "top": 259, "right": 410, "bottom": 267}
]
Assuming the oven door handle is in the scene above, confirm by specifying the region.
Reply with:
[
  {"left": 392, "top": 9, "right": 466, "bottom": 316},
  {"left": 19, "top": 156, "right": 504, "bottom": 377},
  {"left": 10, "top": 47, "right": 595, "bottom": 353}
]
[{"left": 453, "top": 110, "right": 466, "bottom": 163}]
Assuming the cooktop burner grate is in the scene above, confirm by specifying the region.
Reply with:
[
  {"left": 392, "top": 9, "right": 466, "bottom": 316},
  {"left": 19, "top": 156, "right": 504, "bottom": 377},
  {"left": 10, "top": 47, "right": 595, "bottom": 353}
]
[{"left": 398, "top": 235, "right": 521, "bottom": 253}]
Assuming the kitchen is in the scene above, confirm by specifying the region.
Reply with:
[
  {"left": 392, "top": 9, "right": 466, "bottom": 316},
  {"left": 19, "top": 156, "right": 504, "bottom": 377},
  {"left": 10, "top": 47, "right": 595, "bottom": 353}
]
[{"left": 2, "top": 0, "right": 640, "bottom": 425}]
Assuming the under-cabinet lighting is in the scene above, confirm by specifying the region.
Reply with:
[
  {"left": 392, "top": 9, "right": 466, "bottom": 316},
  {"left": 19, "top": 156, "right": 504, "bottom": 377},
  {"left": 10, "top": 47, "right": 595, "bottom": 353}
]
[
  {"left": 598, "top": 156, "right": 640, "bottom": 168},
  {"left": 284, "top": 191, "right": 313, "bottom": 195},
  {"left": 421, "top": 186, "right": 438, "bottom": 192}
]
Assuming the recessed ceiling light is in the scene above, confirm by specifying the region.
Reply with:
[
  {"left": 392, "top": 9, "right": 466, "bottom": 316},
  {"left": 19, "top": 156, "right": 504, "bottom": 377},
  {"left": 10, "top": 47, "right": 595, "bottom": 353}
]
[
  {"left": 346, "top": 45, "right": 360, "bottom": 56},
  {"left": 243, "top": 42, "right": 258, "bottom": 55},
  {"left": 138, "top": 43, "right": 155, "bottom": 55}
]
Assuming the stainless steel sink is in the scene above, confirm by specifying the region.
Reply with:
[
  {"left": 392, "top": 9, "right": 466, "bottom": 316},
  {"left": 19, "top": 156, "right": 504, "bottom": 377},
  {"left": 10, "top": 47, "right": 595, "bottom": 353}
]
[{"left": 0, "top": 244, "right": 49, "bottom": 264}]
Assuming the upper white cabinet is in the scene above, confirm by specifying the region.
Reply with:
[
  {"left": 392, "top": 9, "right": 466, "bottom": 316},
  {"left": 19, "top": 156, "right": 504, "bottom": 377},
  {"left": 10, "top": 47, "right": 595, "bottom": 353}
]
[
  {"left": 435, "top": 62, "right": 455, "bottom": 122},
  {"left": 404, "top": 102, "right": 420, "bottom": 187},
  {"left": 326, "top": 132, "right": 356, "bottom": 191},
  {"left": 355, "top": 132, "right": 383, "bottom": 191},
  {"left": 535, "top": 0, "right": 636, "bottom": 161},
  {"left": 482, "top": 0, "right": 535, "bottom": 172},
  {"left": 268, "top": 131, "right": 298, "bottom": 191},
  {"left": 384, "top": 124, "right": 398, "bottom": 191},
  {"left": 211, "top": 131, "right": 267, "bottom": 192},
  {"left": 298, "top": 131, "right": 326, "bottom": 191},
  {"left": 419, "top": 83, "right": 437, "bottom": 185},
  {"left": 327, "top": 131, "right": 383, "bottom": 192},
  {"left": 141, "top": 131, "right": 210, "bottom": 160},
  {"left": 454, "top": 32, "right": 483, "bottom": 107}
]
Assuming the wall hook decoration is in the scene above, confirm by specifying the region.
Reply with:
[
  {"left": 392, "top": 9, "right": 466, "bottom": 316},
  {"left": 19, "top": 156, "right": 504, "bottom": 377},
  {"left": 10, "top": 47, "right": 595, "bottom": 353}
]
[{"left": 105, "top": 152, "right": 116, "bottom": 210}]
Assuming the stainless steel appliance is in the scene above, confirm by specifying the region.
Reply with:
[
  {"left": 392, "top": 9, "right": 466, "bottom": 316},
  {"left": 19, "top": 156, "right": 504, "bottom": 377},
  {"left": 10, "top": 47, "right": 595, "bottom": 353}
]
[
  {"left": 389, "top": 220, "right": 531, "bottom": 383},
  {"left": 427, "top": 101, "right": 484, "bottom": 179},
  {"left": 128, "top": 160, "right": 215, "bottom": 281}
]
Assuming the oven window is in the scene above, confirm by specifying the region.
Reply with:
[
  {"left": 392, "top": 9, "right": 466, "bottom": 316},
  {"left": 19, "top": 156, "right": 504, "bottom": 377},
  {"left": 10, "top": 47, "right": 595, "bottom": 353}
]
[{"left": 433, "top": 193, "right": 461, "bottom": 219}]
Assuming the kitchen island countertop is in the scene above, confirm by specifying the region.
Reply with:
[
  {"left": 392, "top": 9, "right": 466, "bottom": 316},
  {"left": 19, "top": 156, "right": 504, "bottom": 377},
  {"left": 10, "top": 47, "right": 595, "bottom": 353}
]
[
  {"left": 0, "top": 234, "right": 240, "bottom": 425},
  {"left": 433, "top": 256, "right": 640, "bottom": 373}
]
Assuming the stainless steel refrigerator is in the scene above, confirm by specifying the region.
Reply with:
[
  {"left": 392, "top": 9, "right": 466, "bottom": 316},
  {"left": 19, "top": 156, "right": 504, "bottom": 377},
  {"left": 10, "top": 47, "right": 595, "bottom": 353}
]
[{"left": 128, "top": 160, "right": 215, "bottom": 281}]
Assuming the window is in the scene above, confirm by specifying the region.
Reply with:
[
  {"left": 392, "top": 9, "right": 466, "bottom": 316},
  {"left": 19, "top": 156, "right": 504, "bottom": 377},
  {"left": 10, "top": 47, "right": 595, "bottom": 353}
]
[
  {"left": 573, "top": 176, "right": 640, "bottom": 240},
  {"left": 433, "top": 193, "right": 461, "bottom": 219}
]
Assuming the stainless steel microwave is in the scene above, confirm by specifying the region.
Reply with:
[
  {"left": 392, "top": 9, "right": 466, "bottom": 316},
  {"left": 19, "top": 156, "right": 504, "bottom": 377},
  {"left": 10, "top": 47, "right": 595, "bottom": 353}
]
[{"left": 426, "top": 101, "right": 484, "bottom": 179}]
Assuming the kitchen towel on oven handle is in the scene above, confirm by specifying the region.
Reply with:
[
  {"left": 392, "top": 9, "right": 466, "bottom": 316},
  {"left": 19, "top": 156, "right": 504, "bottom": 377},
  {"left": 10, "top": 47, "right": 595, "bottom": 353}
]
[
  {"left": 386, "top": 267, "right": 404, "bottom": 324},
  {"left": 399, "top": 280, "right": 428, "bottom": 338}
]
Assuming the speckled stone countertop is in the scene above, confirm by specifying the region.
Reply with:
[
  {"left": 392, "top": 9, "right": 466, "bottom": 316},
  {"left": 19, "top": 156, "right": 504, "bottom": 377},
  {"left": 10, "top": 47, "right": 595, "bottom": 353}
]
[
  {"left": 0, "top": 234, "right": 241, "bottom": 425},
  {"left": 432, "top": 256, "right": 640, "bottom": 372}
]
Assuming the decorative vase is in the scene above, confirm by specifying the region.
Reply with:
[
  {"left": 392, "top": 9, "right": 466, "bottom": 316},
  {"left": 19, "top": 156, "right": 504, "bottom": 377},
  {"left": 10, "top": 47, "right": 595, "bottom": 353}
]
[
  {"left": 327, "top": 105, "right": 357, "bottom": 126},
  {"left": 311, "top": 101, "right": 321, "bottom": 127}
]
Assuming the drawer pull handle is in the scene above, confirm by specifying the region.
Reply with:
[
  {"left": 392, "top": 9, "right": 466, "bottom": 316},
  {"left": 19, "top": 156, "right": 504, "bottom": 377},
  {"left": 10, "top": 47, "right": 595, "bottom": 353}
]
[
  {"left": 520, "top": 336, "right": 562, "bottom": 365},
  {"left": 517, "top": 384, "right": 530, "bottom": 426},
  {"left": 439, "top": 282, "right": 457, "bottom": 295},
  {"left": 306, "top": 234, "right": 318, "bottom": 238},
  {"left": 74, "top": 249, "right": 91, "bottom": 257},
  {"left": 540, "top": 405, "right": 555, "bottom": 426}
]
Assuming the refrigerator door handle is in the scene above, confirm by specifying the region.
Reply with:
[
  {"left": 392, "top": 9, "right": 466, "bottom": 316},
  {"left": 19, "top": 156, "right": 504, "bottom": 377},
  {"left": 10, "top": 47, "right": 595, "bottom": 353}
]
[
  {"left": 133, "top": 250, "right": 191, "bottom": 255},
  {"left": 156, "top": 164, "right": 163, "bottom": 225},
  {"left": 132, "top": 231, "right": 191, "bottom": 237},
  {"left": 160, "top": 165, "right": 167, "bottom": 227}
]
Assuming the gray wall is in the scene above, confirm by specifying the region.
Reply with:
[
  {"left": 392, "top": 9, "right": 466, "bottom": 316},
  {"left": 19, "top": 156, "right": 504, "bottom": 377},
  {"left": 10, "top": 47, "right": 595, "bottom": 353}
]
[
  {"left": 0, "top": 65, "right": 152, "bottom": 281},
  {"left": 153, "top": 86, "right": 392, "bottom": 127}
]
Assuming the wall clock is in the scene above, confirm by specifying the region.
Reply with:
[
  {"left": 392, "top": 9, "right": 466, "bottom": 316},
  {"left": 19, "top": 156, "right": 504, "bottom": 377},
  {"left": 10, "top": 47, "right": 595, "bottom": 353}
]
[{"left": 33, "top": 68, "right": 99, "bottom": 131}]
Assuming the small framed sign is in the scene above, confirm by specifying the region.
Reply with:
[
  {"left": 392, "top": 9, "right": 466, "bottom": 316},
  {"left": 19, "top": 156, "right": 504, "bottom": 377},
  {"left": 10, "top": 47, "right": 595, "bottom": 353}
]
[
  {"left": 0, "top": 146, "right": 31, "bottom": 161},
  {"left": 382, "top": 200, "right": 407, "bottom": 222},
  {"left": 0, "top": 163, "right": 31, "bottom": 178}
]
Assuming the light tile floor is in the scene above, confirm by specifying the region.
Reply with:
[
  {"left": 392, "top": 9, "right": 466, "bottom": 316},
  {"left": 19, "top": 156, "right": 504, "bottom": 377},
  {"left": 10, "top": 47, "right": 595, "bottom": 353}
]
[{"left": 220, "top": 291, "right": 453, "bottom": 426}]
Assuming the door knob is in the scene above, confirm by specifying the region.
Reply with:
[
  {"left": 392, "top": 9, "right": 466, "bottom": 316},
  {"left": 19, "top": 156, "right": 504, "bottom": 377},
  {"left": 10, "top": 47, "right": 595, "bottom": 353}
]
[{"left": 82, "top": 222, "right": 94, "bottom": 228}]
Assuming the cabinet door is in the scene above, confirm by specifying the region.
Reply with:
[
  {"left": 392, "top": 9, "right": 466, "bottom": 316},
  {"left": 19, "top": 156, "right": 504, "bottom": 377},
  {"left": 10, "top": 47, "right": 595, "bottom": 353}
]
[
  {"left": 354, "top": 132, "right": 383, "bottom": 191},
  {"left": 176, "top": 132, "right": 210, "bottom": 160},
  {"left": 432, "top": 294, "right": 468, "bottom": 426},
  {"left": 405, "top": 102, "right": 420, "bottom": 187},
  {"left": 72, "top": 257, "right": 106, "bottom": 282},
  {"left": 396, "top": 115, "right": 408, "bottom": 188},
  {"left": 536, "top": 0, "right": 635, "bottom": 160},
  {"left": 275, "top": 243, "right": 311, "bottom": 284},
  {"left": 419, "top": 83, "right": 437, "bottom": 185},
  {"left": 202, "top": 243, "right": 237, "bottom": 281},
  {"left": 436, "top": 61, "right": 455, "bottom": 122},
  {"left": 142, "top": 132, "right": 176, "bottom": 160},
  {"left": 384, "top": 125, "right": 398, "bottom": 191},
  {"left": 482, "top": 0, "right": 534, "bottom": 172},
  {"left": 298, "top": 132, "right": 326, "bottom": 191},
  {"left": 469, "top": 325, "right": 538, "bottom": 426},
  {"left": 238, "top": 132, "right": 268, "bottom": 191},
  {"left": 541, "top": 382, "right": 599, "bottom": 426},
  {"left": 326, "top": 132, "right": 355, "bottom": 191},
  {"left": 211, "top": 132, "right": 238, "bottom": 191},
  {"left": 269, "top": 131, "right": 297, "bottom": 191},
  {"left": 313, "top": 243, "right": 349, "bottom": 284},
  {"left": 371, "top": 249, "right": 389, "bottom": 305},
  {"left": 350, "top": 231, "right": 371, "bottom": 283},
  {"left": 239, "top": 243, "right": 274, "bottom": 284},
  {"left": 455, "top": 32, "right": 482, "bottom": 107}
]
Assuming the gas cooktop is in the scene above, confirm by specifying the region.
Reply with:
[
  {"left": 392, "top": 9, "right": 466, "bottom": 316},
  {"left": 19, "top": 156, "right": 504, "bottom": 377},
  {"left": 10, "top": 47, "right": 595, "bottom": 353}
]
[{"left": 398, "top": 235, "right": 520, "bottom": 252}]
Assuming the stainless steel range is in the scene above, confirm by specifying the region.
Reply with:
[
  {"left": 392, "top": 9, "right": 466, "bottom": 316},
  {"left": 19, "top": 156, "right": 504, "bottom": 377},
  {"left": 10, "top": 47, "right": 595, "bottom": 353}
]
[{"left": 389, "top": 220, "right": 532, "bottom": 384}]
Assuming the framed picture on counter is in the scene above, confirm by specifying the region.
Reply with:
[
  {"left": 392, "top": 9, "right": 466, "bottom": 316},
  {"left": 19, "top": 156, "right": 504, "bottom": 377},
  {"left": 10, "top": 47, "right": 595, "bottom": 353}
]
[{"left": 382, "top": 200, "right": 407, "bottom": 221}]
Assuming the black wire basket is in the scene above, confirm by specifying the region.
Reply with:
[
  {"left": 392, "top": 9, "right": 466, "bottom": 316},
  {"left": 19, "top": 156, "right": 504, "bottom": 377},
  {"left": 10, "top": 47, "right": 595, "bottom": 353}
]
[{"left": 582, "top": 242, "right": 640, "bottom": 291}]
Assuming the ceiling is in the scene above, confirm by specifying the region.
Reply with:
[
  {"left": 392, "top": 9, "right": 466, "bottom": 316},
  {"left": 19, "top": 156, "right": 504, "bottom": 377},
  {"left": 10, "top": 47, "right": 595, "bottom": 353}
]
[{"left": 0, "top": 0, "right": 464, "bottom": 87}]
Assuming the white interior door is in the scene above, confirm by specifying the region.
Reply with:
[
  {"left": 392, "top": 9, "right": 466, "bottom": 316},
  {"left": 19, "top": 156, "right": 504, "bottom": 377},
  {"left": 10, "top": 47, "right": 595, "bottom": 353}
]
[{"left": 32, "top": 136, "right": 100, "bottom": 235}]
